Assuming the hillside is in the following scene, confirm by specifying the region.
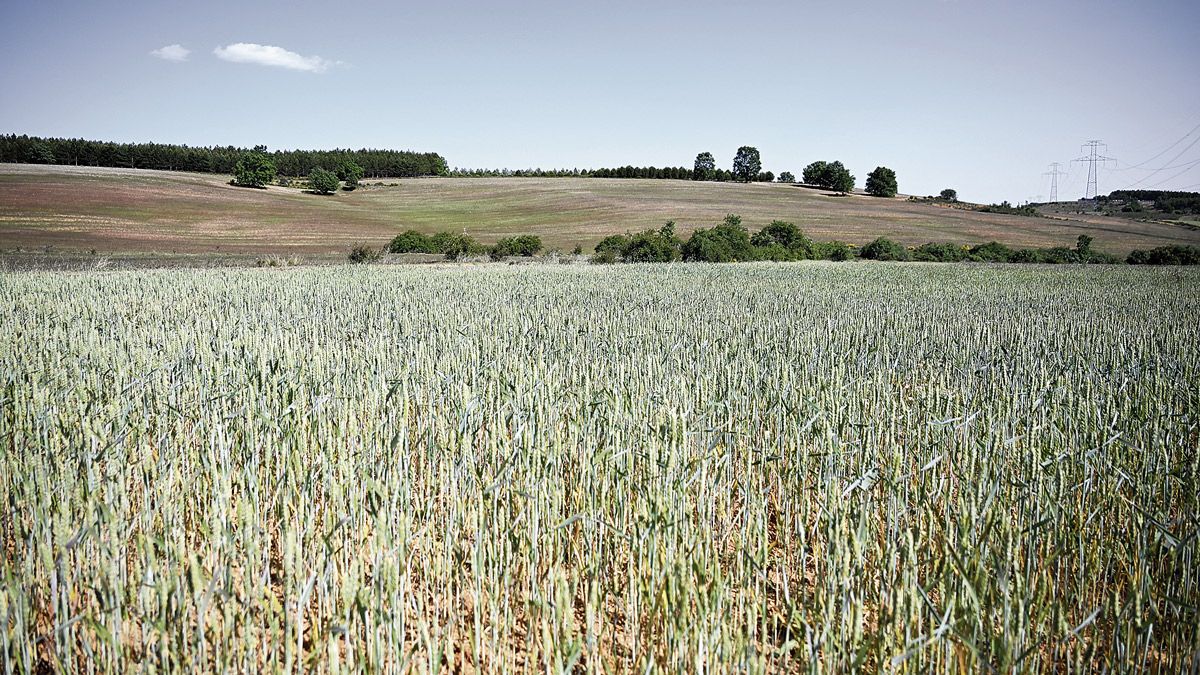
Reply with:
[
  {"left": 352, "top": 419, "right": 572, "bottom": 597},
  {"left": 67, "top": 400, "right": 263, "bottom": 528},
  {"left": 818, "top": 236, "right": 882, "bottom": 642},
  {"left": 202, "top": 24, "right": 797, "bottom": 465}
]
[{"left": 2, "top": 164, "right": 1197, "bottom": 256}]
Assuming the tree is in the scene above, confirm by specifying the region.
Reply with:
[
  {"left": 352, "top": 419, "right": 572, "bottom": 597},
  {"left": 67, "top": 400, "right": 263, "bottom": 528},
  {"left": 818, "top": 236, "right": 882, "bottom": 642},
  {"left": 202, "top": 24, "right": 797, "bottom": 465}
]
[
  {"left": 308, "top": 167, "right": 340, "bottom": 195},
  {"left": 865, "top": 166, "right": 898, "bottom": 197},
  {"left": 232, "top": 150, "right": 276, "bottom": 188},
  {"left": 828, "top": 164, "right": 855, "bottom": 193},
  {"left": 802, "top": 161, "right": 828, "bottom": 186},
  {"left": 732, "top": 146, "right": 762, "bottom": 183},
  {"left": 939, "top": 188, "right": 958, "bottom": 202},
  {"left": 803, "top": 160, "right": 854, "bottom": 192},
  {"left": 337, "top": 160, "right": 365, "bottom": 191},
  {"left": 778, "top": 172, "right": 795, "bottom": 183},
  {"left": 693, "top": 152, "right": 716, "bottom": 181}
]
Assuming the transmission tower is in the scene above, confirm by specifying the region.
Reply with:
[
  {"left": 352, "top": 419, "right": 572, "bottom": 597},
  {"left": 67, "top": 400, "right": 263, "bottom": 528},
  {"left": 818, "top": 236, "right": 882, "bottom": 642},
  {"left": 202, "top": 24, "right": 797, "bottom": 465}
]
[
  {"left": 1042, "top": 162, "right": 1067, "bottom": 203},
  {"left": 1072, "top": 141, "right": 1116, "bottom": 199}
]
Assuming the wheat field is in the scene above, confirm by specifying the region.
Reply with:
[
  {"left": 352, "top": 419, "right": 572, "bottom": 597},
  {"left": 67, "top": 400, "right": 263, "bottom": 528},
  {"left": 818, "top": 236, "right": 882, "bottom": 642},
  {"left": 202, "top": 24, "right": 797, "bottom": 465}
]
[{"left": 1, "top": 262, "right": 1197, "bottom": 673}]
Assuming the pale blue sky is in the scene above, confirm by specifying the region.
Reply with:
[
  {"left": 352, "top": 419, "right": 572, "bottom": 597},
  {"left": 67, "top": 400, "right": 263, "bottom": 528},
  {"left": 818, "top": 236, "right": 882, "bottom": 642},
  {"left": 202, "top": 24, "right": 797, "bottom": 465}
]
[{"left": 1, "top": 0, "right": 1198, "bottom": 203}]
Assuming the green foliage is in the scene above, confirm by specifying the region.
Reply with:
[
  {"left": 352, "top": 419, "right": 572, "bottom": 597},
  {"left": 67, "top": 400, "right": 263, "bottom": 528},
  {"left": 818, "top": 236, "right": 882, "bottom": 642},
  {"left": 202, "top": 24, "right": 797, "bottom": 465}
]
[
  {"left": 0, "top": 134, "right": 447, "bottom": 177},
  {"left": 587, "top": 223, "right": 681, "bottom": 263},
  {"left": 682, "top": 214, "right": 757, "bottom": 262},
  {"left": 693, "top": 152, "right": 716, "bottom": 181},
  {"left": 802, "top": 161, "right": 828, "bottom": 185},
  {"left": 777, "top": 171, "right": 795, "bottom": 183},
  {"left": 430, "top": 231, "right": 486, "bottom": 260},
  {"left": 232, "top": 151, "right": 277, "bottom": 188},
  {"left": 308, "top": 167, "right": 340, "bottom": 195},
  {"left": 388, "top": 230, "right": 437, "bottom": 254},
  {"left": 623, "top": 222, "right": 682, "bottom": 262},
  {"left": 939, "top": 188, "right": 958, "bottom": 202},
  {"left": 347, "top": 244, "right": 382, "bottom": 264},
  {"left": 1126, "top": 245, "right": 1200, "bottom": 265},
  {"left": 865, "top": 166, "right": 898, "bottom": 197},
  {"left": 491, "top": 235, "right": 544, "bottom": 259},
  {"left": 813, "top": 240, "right": 853, "bottom": 261},
  {"left": 912, "top": 242, "right": 967, "bottom": 262},
  {"left": 803, "top": 160, "right": 855, "bottom": 193},
  {"left": 978, "top": 201, "right": 1038, "bottom": 216},
  {"left": 732, "top": 147, "right": 762, "bottom": 183},
  {"left": 590, "top": 166, "right": 693, "bottom": 180},
  {"left": 589, "top": 249, "right": 619, "bottom": 264},
  {"left": 860, "top": 237, "right": 910, "bottom": 261},
  {"left": 26, "top": 141, "right": 56, "bottom": 164},
  {"left": 337, "top": 160, "right": 365, "bottom": 190},
  {"left": 750, "top": 220, "right": 813, "bottom": 260},
  {"left": 968, "top": 241, "right": 1015, "bottom": 262}
]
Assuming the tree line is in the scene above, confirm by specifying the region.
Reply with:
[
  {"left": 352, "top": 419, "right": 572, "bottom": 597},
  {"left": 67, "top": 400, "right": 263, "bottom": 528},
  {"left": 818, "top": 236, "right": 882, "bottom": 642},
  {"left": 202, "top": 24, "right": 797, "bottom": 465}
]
[
  {"left": 0, "top": 134, "right": 448, "bottom": 178},
  {"left": 1099, "top": 190, "right": 1200, "bottom": 215}
]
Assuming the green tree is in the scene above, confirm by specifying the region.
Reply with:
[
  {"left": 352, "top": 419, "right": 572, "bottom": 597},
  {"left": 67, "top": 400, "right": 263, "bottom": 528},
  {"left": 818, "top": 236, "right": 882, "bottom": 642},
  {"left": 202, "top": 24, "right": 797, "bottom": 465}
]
[
  {"left": 802, "top": 161, "right": 828, "bottom": 185},
  {"left": 732, "top": 146, "right": 762, "bottom": 183},
  {"left": 337, "top": 160, "right": 365, "bottom": 191},
  {"left": 865, "top": 166, "right": 898, "bottom": 197},
  {"left": 939, "top": 188, "right": 958, "bottom": 202},
  {"left": 827, "top": 162, "right": 855, "bottom": 193},
  {"left": 778, "top": 171, "right": 795, "bottom": 183},
  {"left": 693, "top": 152, "right": 716, "bottom": 181},
  {"left": 232, "top": 150, "right": 276, "bottom": 188},
  {"left": 308, "top": 167, "right": 340, "bottom": 195}
]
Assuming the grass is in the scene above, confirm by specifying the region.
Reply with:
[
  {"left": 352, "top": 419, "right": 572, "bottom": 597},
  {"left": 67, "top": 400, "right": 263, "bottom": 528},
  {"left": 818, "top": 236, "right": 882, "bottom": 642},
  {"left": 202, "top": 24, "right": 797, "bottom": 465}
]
[
  {"left": 3, "top": 164, "right": 1199, "bottom": 255},
  {"left": 1, "top": 262, "right": 1197, "bottom": 672}
]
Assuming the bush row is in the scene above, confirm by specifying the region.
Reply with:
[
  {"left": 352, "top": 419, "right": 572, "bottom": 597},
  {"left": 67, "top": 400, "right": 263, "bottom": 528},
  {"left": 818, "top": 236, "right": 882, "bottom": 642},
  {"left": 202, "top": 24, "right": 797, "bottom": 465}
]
[
  {"left": 586, "top": 217, "right": 1199, "bottom": 266},
  {"left": 386, "top": 230, "right": 544, "bottom": 261},
  {"left": 356, "top": 219, "right": 1200, "bottom": 266}
]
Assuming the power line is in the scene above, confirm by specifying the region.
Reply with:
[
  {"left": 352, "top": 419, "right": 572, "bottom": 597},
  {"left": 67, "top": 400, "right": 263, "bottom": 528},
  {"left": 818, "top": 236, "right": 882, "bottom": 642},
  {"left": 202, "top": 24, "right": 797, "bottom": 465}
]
[
  {"left": 1042, "top": 162, "right": 1067, "bottom": 203},
  {"left": 1072, "top": 140, "right": 1116, "bottom": 199},
  {"left": 1111, "top": 119, "right": 1200, "bottom": 171},
  {"left": 1118, "top": 133, "right": 1200, "bottom": 190}
]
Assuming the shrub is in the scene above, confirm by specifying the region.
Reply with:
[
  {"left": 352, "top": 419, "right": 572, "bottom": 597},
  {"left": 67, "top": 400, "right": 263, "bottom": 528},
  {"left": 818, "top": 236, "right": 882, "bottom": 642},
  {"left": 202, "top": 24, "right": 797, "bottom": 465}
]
[
  {"left": 348, "top": 244, "right": 382, "bottom": 264},
  {"left": 1126, "top": 244, "right": 1200, "bottom": 265},
  {"left": 813, "top": 241, "right": 853, "bottom": 261},
  {"left": 594, "top": 234, "right": 632, "bottom": 256},
  {"left": 308, "top": 167, "right": 340, "bottom": 195},
  {"left": 682, "top": 215, "right": 757, "bottom": 262},
  {"left": 912, "top": 242, "right": 967, "bottom": 262},
  {"left": 750, "top": 220, "right": 813, "bottom": 260},
  {"left": 968, "top": 241, "right": 1015, "bottom": 263},
  {"left": 491, "top": 235, "right": 543, "bottom": 259},
  {"left": 430, "top": 232, "right": 486, "bottom": 260},
  {"left": 590, "top": 249, "right": 619, "bottom": 264},
  {"left": 388, "top": 230, "right": 436, "bottom": 254},
  {"left": 860, "top": 237, "right": 910, "bottom": 261},
  {"left": 623, "top": 222, "right": 682, "bottom": 262}
]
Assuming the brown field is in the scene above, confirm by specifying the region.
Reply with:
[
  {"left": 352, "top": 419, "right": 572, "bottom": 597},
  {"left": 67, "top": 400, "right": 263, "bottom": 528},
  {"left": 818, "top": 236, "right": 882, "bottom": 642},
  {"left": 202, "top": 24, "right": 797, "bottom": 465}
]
[{"left": 2, "top": 163, "right": 1197, "bottom": 255}]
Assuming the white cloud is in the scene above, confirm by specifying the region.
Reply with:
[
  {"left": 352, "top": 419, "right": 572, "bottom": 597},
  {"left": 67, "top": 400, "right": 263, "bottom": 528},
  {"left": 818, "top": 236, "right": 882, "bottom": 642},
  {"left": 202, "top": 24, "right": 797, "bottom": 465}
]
[
  {"left": 213, "top": 42, "right": 331, "bottom": 73},
  {"left": 150, "top": 44, "right": 190, "bottom": 62}
]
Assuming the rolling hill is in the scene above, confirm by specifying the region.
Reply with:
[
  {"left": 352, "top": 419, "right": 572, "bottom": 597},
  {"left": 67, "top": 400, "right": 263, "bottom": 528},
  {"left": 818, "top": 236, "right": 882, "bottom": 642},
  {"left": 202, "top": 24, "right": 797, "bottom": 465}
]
[{"left": 2, "top": 164, "right": 1197, "bottom": 257}]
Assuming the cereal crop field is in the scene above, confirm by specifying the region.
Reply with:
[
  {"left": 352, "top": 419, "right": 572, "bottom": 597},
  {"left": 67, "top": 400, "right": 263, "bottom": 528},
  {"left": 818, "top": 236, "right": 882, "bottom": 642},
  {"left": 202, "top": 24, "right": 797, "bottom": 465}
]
[{"left": 1, "top": 262, "right": 1197, "bottom": 672}]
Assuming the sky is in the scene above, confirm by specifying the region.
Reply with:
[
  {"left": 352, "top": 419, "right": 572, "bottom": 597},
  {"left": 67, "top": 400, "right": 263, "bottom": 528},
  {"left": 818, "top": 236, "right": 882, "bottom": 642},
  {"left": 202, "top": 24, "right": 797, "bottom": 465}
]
[{"left": 1, "top": 0, "right": 1198, "bottom": 203}]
